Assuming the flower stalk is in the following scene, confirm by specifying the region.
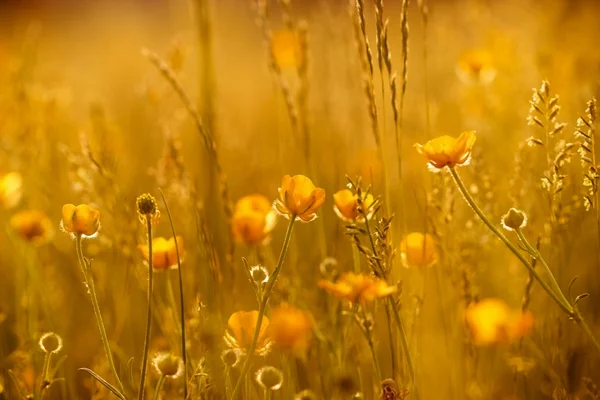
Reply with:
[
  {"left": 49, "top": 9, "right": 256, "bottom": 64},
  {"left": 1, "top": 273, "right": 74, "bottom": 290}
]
[{"left": 138, "top": 215, "right": 154, "bottom": 399}]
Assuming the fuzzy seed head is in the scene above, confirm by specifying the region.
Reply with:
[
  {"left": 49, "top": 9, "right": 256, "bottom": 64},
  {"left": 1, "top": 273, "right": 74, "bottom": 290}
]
[
  {"left": 39, "top": 332, "right": 63, "bottom": 354},
  {"left": 255, "top": 366, "right": 283, "bottom": 391}
]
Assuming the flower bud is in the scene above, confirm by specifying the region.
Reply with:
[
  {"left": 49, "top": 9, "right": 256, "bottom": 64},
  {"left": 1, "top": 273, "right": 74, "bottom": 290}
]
[
  {"left": 250, "top": 265, "right": 269, "bottom": 285},
  {"left": 501, "top": 208, "right": 527, "bottom": 231},
  {"left": 255, "top": 366, "right": 283, "bottom": 391},
  {"left": 152, "top": 353, "right": 184, "bottom": 379},
  {"left": 39, "top": 332, "right": 63, "bottom": 354}
]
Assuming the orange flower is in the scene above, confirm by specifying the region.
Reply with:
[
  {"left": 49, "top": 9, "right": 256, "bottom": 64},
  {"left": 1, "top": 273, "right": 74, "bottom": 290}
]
[
  {"left": 414, "top": 131, "right": 477, "bottom": 170},
  {"left": 465, "top": 298, "right": 533, "bottom": 345},
  {"left": 10, "top": 210, "right": 54, "bottom": 245},
  {"left": 61, "top": 204, "right": 100, "bottom": 237},
  {"left": 232, "top": 194, "right": 277, "bottom": 245},
  {"left": 271, "top": 29, "right": 303, "bottom": 69},
  {"left": 0, "top": 172, "right": 22, "bottom": 209},
  {"left": 225, "top": 311, "right": 271, "bottom": 355},
  {"left": 275, "top": 175, "right": 326, "bottom": 222},
  {"left": 400, "top": 232, "right": 438, "bottom": 268},
  {"left": 333, "top": 189, "right": 375, "bottom": 222},
  {"left": 456, "top": 49, "right": 496, "bottom": 85},
  {"left": 318, "top": 273, "right": 396, "bottom": 303},
  {"left": 138, "top": 236, "right": 183, "bottom": 271},
  {"left": 269, "top": 304, "right": 313, "bottom": 358}
]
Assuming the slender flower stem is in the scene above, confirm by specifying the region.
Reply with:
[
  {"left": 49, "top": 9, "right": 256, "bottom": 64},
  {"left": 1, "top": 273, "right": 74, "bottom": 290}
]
[
  {"left": 230, "top": 217, "right": 296, "bottom": 399},
  {"left": 138, "top": 217, "right": 154, "bottom": 399},
  {"left": 358, "top": 309, "right": 382, "bottom": 385},
  {"left": 158, "top": 188, "right": 187, "bottom": 398},
  {"left": 36, "top": 352, "right": 51, "bottom": 399},
  {"left": 352, "top": 244, "right": 361, "bottom": 273},
  {"left": 75, "top": 236, "right": 126, "bottom": 396},
  {"left": 153, "top": 376, "right": 165, "bottom": 400},
  {"left": 448, "top": 166, "right": 600, "bottom": 353}
]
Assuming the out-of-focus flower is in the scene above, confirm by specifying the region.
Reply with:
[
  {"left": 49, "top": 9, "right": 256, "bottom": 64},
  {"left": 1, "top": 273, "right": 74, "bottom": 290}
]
[
  {"left": 225, "top": 311, "right": 271, "bottom": 355},
  {"left": 255, "top": 366, "right": 283, "bottom": 391},
  {"left": 400, "top": 232, "right": 438, "bottom": 268},
  {"left": 456, "top": 49, "right": 496, "bottom": 85},
  {"left": 136, "top": 193, "right": 160, "bottom": 225},
  {"left": 221, "top": 348, "right": 242, "bottom": 368},
  {"left": 10, "top": 210, "right": 54, "bottom": 245},
  {"left": 152, "top": 353, "right": 184, "bottom": 379},
  {"left": 275, "top": 175, "right": 326, "bottom": 222},
  {"left": 501, "top": 208, "right": 527, "bottom": 231},
  {"left": 138, "top": 236, "right": 183, "bottom": 271},
  {"left": 318, "top": 273, "right": 396, "bottom": 303},
  {"left": 333, "top": 189, "right": 375, "bottom": 222},
  {"left": 38, "top": 332, "right": 63, "bottom": 354},
  {"left": 269, "top": 304, "right": 313, "bottom": 358},
  {"left": 414, "top": 131, "right": 477, "bottom": 170},
  {"left": 0, "top": 172, "right": 22, "bottom": 209},
  {"left": 271, "top": 29, "right": 302, "bottom": 70},
  {"left": 465, "top": 298, "right": 533, "bottom": 345},
  {"left": 61, "top": 204, "right": 100, "bottom": 238},
  {"left": 232, "top": 194, "right": 277, "bottom": 245}
]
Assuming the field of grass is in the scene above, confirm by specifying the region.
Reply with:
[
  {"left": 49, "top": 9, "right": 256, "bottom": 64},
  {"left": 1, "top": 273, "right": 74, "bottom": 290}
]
[{"left": 1, "top": 0, "right": 600, "bottom": 398}]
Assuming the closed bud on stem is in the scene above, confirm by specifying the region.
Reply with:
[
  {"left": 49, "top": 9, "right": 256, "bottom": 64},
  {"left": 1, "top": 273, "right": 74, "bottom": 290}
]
[{"left": 501, "top": 208, "right": 527, "bottom": 231}]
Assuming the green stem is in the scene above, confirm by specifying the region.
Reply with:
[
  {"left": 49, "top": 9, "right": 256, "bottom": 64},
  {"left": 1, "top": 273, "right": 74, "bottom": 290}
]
[
  {"left": 153, "top": 375, "right": 165, "bottom": 400},
  {"left": 37, "top": 352, "right": 51, "bottom": 399},
  {"left": 352, "top": 244, "right": 361, "bottom": 273},
  {"left": 230, "top": 217, "right": 296, "bottom": 399},
  {"left": 138, "top": 217, "right": 154, "bottom": 399},
  {"left": 75, "top": 236, "right": 126, "bottom": 396}
]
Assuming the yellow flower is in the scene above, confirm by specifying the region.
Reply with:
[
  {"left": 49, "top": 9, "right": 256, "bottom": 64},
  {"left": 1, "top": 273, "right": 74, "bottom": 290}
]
[
  {"left": 465, "top": 298, "right": 533, "bottom": 345},
  {"left": 333, "top": 189, "right": 375, "bottom": 222},
  {"left": 232, "top": 194, "right": 277, "bottom": 245},
  {"left": 0, "top": 172, "right": 22, "bottom": 209},
  {"left": 318, "top": 273, "right": 396, "bottom": 303},
  {"left": 456, "top": 49, "right": 496, "bottom": 85},
  {"left": 269, "top": 304, "right": 313, "bottom": 359},
  {"left": 414, "top": 131, "right": 477, "bottom": 170},
  {"left": 10, "top": 210, "right": 54, "bottom": 246},
  {"left": 400, "top": 232, "right": 438, "bottom": 268},
  {"left": 275, "top": 175, "right": 326, "bottom": 222},
  {"left": 138, "top": 236, "right": 183, "bottom": 271},
  {"left": 225, "top": 311, "right": 271, "bottom": 355},
  {"left": 271, "top": 29, "right": 303, "bottom": 69},
  {"left": 61, "top": 204, "right": 100, "bottom": 237}
]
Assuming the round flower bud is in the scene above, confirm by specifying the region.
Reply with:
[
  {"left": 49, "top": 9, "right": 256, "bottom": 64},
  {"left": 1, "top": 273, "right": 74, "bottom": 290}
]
[
  {"left": 255, "top": 366, "right": 283, "bottom": 391},
  {"left": 39, "top": 332, "right": 63, "bottom": 354},
  {"left": 501, "top": 208, "right": 527, "bottom": 231},
  {"left": 152, "top": 353, "right": 184, "bottom": 379},
  {"left": 221, "top": 348, "right": 241, "bottom": 368},
  {"left": 250, "top": 265, "right": 269, "bottom": 285},
  {"left": 61, "top": 204, "right": 100, "bottom": 237}
]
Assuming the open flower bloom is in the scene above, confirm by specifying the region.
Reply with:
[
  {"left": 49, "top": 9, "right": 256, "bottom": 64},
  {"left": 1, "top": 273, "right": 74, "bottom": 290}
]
[
  {"left": 333, "top": 189, "right": 375, "bottom": 222},
  {"left": 138, "top": 236, "right": 183, "bottom": 271},
  {"left": 225, "top": 310, "right": 271, "bottom": 355},
  {"left": 400, "top": 232, "right": 438, "bottom": 268},
  {"left": 456, "top": 49, "right": 496, "bottom": 85},
  {"left": 61, "top": 204, "right": 100, "bottom": 238},
  {"left": 414, "top": 131, "right": 477, "bottom": 170},
  {"left": 232, "top": 194, "right": 277, "bottom": 245},
  {"left": 465, "top": 298, "right": 534, "bottom": 345},
  {"left": 0, "top": 172, "right": 22, "bottom": 209},
  {"left": 269, "top": 304, "right": 313, "bottom": 359},
  {"left": 10, "top": 210, "right": 54, "bottom": 245},
  {"left": 318, "top": 273, "right": 396, "bottom": 303},
  {"left": 271, "top": 29, "right": 303, "bottom": 70},
  {"left": 275, "top": 175, "right": 326, "bottom": 222}
]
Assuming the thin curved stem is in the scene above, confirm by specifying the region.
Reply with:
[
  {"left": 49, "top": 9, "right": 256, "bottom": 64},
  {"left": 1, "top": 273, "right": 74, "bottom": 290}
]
[
  {"left": 138, "top": 218, "right": 154, "bottom": 399},
  {"left": 75, "top": 236, "right": 126, "bottom": 396},
  {"left": 153, "top": 375, "right": 165, "bottom": 400},
  {"left": 230, "top": 217, "right": 295, "bottom": 399}
]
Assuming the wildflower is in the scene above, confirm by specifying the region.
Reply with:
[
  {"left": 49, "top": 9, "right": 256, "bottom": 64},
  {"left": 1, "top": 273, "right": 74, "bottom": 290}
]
[
  {"left": 0, "top": 172, "right": 22, "bottom": 209},
  {"left": 269, "top": 304, "right": 313, "bottom": 358},
  {"left": 501, "top": 208, "right": 527, "bottom": 231},
  {"left": 221, "top": 348, "right": 242, "bottom": 368},
  {"left": 38, "top": 332, "right": 63, "bottom": 354},
  {"left": 275, "top": 175, "right": 326, "bottom": 222},
  {"left": 152, "top": 353, "right": 184, "bottom": 379},
  {"left": 333, "top": 188, "right": 375, "bottom": 222},
  {"left": 138, "top": 236, "right": 183, "bottom": 271},
  {"left": 415, "top": 131, "right": 477, "bottom": 171},
  {"left": 255, "top": 366, "right": 283, "bottom": 391},
  {"left": 225, "top": 311, "right": 271, "bottom": 354},
  {"left": 271, "top": 29, "right": 302, "bottom": 69},
  {"left": 456, "top": 49, "right": 496, "bottom": 85},
  {"left": 136, "top": 193, "right": 159, "bottom": 224},
  {"left": 232, "top": 194, "right": 277, "bottom": 245},
  {"left": 10, "top": 210, "right": 54, "bottom": 245},
  {"left": 400, "top": 232, "right": 438, "bottom": 268},
  {"left": 60, "top": 204, "right": 100, "bottom": 238},
  {"left": 465, "top": 298, "right": 534, "bottom": 345},
  {"left": 249, "top": 265, "right": 269, "bottom": 285},
  {"left": 318, "top": 273, "right": 396, "bottom": 303}
]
